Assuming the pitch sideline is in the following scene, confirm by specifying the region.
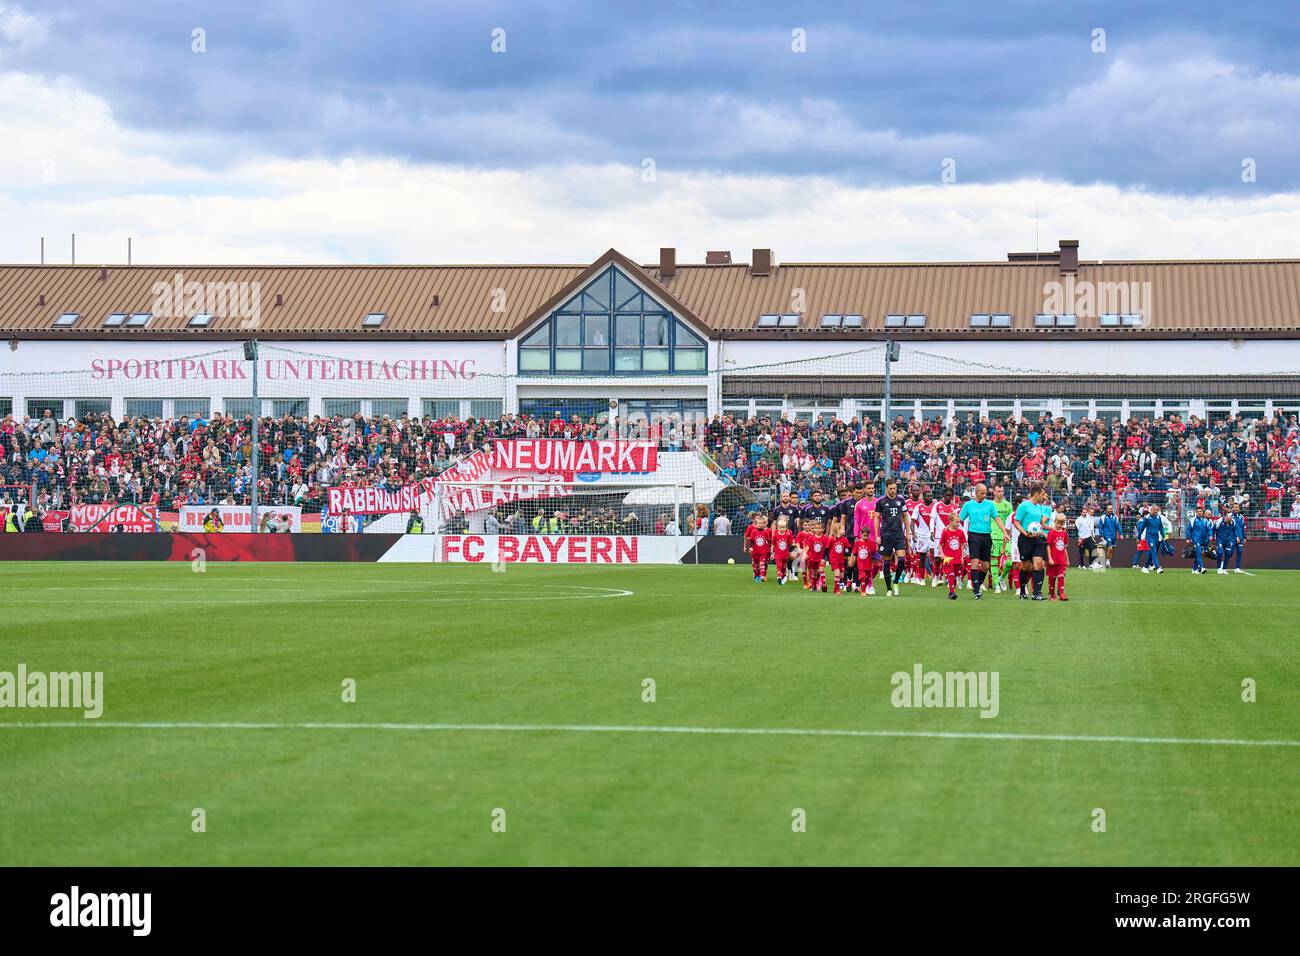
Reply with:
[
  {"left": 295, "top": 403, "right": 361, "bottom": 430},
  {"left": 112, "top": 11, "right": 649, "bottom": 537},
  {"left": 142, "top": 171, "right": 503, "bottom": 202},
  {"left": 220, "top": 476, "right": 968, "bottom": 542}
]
[{"left": 1, "top": 720, "right": 1297, "bottom": 748}]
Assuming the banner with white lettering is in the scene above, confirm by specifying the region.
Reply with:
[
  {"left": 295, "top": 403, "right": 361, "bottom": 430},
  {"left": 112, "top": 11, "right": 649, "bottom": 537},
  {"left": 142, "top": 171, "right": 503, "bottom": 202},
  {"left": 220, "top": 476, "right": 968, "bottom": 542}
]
[
  {"left": 179, "top": 505, "right": 302, "bottom": 532},
  {"left": 69, "top": 504, "right": 158, "bottom": 532},
  {"left": 1264, "top": 517, "right": 1300, "bottom": 534},
  {"left": 490, "top": 440, "right": 657, "bottom": 476},
  {"left": 423, "top": 534, "right": 693, "bottom": 564},
  {"left": 327, "top": 485, "right": 424, "bottom": 515}
]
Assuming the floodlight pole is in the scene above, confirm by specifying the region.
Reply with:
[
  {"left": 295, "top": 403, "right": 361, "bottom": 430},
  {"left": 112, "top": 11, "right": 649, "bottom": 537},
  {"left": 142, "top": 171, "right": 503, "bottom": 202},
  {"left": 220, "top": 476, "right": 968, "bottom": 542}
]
[
  {"left": 245, "top": 339, "right": 260, "bottom": 532},
  {"left": 882, "top": 340, "right": 900, "bottom": 480}
]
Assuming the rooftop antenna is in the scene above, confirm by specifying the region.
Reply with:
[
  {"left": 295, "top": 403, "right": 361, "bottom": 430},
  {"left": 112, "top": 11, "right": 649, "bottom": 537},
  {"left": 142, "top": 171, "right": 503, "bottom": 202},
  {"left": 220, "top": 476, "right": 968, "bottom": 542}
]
[
  {"left": 71, "top": 233, "right": 76, "bottom": 265},
  {"left": 40, "top": 237, "right": 44, "bottom": 265},
  {"left": 128, "top": 237, "right": 132, "bottom": 265},
  {"left": 1034, "top": 199, "right": 1040, "bottom": 255}
]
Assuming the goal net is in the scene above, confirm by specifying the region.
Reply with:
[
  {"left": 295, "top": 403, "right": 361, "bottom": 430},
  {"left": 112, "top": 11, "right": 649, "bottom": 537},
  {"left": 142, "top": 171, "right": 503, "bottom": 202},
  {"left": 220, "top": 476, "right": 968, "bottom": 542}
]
[{"left": 429, "top": 480, "right": 705, "bottom": 536}]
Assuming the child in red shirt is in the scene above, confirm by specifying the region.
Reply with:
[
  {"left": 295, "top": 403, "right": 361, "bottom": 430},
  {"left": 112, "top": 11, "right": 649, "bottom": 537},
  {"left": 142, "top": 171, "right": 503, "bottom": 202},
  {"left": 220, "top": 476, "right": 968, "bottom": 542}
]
[
  {"left": 771, "top": 517, "right": 795, "bottom": 585},
  {"left": 743, "top": 513, "right": 773, "bottom": 583},
  {"left": 797, "top": 519, "right": 827, "bottom": 591},
  {"left": 854, "top": 516, "right": 880, "bottom": 596},
  {"left": 938, "top": 512, "right": 968, "bottom": 600},
  {"left": 1046, "top": 514, "right": 1070, "bottom": 601},
  {"left": 825, "top": 518, "right": 850, "bottom": 594}
]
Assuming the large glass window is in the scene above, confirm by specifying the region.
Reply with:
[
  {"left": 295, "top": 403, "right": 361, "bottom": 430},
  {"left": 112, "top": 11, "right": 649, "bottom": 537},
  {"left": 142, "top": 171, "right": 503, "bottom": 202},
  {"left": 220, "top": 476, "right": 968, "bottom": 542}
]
[
  {"left": 423, "top": 399, "right": 459, "bottom": 419},
  {"left": 28, "top": 398, "right": 63, "bottom": 418},
  {"left": 74, "top": 399, "right": 111, "bottom": 419},
  {"left": 517, "top": 266, "right": 707, "bottom": 375},
  {"left": 371, "top": 399, "right": 407, "bottom": 419},
  {"left": 0, "top": 398, "right": 11, "bottom": 417},
  {"left": 1062, "top": 400, "right": 1092, "bottom": 423},
  {"left": 324, "top": 399, "right": 362, "bottom": 418},
  {"left": 519, "top": 398, "right": 609, "bottom": 423},
  {"left": 470, "top": 400, "right": 503, "bottom": 420},
  {"left": 271, "top": 399, "right": 308, "bottom": 418},
  {"left": 125, "top": 398, "right": 164, "bottom": 419},
  {"left": 919, "top": 400, "right": 950, "bottom": 425},
  {"left": 173, "top": 398, "right": 210, "bottom": 419},
  {"left": 224, "top": 398, "right": 255, "bottom": 420}
]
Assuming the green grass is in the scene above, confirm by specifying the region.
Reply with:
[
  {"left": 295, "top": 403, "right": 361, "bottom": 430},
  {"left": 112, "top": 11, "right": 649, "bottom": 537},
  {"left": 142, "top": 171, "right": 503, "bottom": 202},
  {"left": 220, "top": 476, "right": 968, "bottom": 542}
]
[{"left": 1, "top": 560, "right": 1298, "bottom": 866}]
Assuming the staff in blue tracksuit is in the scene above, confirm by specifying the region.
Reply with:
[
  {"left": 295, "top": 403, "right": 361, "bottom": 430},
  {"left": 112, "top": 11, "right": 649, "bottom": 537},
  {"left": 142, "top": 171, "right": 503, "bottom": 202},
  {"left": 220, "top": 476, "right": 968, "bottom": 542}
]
[
  {"left": 1231, "top": 503, "right": 1247, "bottom": 573},
  {"left": 1097, "top": 504, "right": 1120, "bottom": 568},
  {"left": 1214, "top": 511, "right": 1240, "bottom": 574},
  {"left": 1186, "top": 507, "right": 1213, "bottom": 574},
  {"left": 1136, "top": 504, "right": 1165, "bottom": 573}
]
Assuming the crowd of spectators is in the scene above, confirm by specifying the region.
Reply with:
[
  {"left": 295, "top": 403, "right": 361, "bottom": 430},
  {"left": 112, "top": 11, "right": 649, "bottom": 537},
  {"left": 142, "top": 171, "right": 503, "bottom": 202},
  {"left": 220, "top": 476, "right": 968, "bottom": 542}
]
[
  {"left": 2, "top": 404, "right": 1299, "bottom": 534},
  {"left": 702, "top": 408, "right": 1300, "bottom": 527}
]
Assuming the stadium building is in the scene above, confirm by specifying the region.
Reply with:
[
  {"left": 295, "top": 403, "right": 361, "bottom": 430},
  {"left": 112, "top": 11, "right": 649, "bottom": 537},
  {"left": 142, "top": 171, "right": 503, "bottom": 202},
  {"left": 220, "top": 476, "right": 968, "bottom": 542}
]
[{"left": 3, "top": 241, "right": 1300, "bottom": 427}]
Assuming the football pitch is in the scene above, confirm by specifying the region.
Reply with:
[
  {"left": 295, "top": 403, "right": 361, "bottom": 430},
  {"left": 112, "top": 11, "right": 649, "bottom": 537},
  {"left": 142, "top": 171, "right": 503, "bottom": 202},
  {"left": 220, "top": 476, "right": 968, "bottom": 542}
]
[{"left": 1, "top": 560, "right": 1297, "bottom": 867}]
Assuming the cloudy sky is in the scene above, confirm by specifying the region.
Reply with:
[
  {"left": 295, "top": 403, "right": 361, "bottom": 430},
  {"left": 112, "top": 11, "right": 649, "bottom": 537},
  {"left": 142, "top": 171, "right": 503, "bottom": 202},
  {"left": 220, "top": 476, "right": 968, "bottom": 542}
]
[{"left": 1, "top": 0, "right": 1298, "bottom": 265}]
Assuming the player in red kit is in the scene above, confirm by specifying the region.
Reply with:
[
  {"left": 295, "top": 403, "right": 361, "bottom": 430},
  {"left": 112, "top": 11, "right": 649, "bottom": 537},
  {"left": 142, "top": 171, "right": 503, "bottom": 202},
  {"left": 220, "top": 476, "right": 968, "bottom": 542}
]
[
  {"left": 939, "top": 511, "right": 968, "bottom": 600},
  {"left": 743, "top": 513, "right": 773, "bottom": 583},
  {"left": 771, "top": 516, "right": 795, "bottom": 586},
  {"left": 1046, "top": 513, "right": 1070, "bottom": 601},
  {"left": 826, "top": 518, "right": 850, "bottom": 593}
]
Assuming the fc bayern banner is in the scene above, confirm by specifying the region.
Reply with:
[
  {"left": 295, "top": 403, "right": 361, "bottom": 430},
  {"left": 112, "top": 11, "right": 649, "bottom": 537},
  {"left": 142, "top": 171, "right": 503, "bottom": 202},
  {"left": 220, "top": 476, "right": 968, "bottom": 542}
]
[
  {"left": 490, "top": 440, "right": 657, "bottom": 475},
  {"left": 433, "top": 534, "right": 691, "bottom": 564},
  {"left": 1264, "top": 517, "right": 1300, "bottom": 533},
  {"left": 179, "top": 505, "right": 303, "bottom": 532},
  {"left": 327, "top": 484, "right": 424, "bottom": 515}
]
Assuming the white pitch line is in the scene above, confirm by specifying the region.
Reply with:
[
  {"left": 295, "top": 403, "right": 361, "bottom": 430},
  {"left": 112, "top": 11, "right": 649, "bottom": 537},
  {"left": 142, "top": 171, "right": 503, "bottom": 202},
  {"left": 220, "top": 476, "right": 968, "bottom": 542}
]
[
  {"left": 1, "top": 720, "right": 1297, "bottom": 748},
  {"left": 12, "top": 585, "right": 633, "bottom": 603}
]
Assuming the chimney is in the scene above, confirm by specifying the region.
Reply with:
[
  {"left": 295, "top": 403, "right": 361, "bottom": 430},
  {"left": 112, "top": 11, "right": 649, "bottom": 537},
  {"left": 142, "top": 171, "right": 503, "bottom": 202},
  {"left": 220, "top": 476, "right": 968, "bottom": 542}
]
[
  {"left": 1059, "top": 239, "right": 1079, "bottom": 274},
  {"left": 275, "top": 293, "right": 284, "bottom": 307},
  {"left": 750, "top": 248, "right": 773, "bottom": 276},
  {"left": 431, "top": 294, "right": 440, "bottom": 307},
  {"left": 659, "top": 247, "right": 676, "bottom": 278},
  {"left": 705, "top": 250, "right": 732, "bottom": 265}
]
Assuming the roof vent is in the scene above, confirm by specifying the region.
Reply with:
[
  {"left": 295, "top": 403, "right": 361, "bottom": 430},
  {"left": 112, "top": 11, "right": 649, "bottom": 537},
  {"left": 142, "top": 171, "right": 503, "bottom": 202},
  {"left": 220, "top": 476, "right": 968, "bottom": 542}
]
[
  {"left": 705, "top": 250, "right": 732, "bottom": 265},
  {"left": 750, "top": 248, "right": 773, "bottom": 276}
]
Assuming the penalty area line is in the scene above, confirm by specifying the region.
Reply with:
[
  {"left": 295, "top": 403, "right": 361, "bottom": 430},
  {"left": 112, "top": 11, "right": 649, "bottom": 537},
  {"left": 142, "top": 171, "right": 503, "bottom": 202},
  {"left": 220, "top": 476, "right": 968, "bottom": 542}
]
[{"left": 1, "top": 720, "right": 1297, "bottom": 748}]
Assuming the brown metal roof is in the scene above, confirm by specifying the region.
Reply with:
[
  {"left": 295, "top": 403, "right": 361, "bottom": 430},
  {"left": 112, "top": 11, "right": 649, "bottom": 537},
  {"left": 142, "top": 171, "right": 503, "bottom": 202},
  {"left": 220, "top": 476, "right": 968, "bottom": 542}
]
[{"left": 2, "top": 253, "right": 1298, "bottom": 339}]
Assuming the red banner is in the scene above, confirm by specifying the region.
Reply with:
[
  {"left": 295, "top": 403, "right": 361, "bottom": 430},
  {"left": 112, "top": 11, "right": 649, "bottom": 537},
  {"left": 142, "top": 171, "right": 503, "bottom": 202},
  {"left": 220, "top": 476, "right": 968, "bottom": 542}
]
[
  {"left": 327, "top": 484, "right": 424, "bottom": 515},
  {"left": 490, "top": 440, "right": 657, "bottom": 475},
  {"left": 1264, "top": 517, "right": 1300, "bottom": 533},
  {"left": 69, "top": 504, "right": 158, "bottom": 532}
]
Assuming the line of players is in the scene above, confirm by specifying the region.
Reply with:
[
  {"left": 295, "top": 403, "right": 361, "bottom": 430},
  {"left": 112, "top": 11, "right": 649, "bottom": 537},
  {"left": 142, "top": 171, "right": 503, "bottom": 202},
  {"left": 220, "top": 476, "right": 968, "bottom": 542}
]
[{"left": 741, "top": 478, "right": 1076, "bottom": 601}]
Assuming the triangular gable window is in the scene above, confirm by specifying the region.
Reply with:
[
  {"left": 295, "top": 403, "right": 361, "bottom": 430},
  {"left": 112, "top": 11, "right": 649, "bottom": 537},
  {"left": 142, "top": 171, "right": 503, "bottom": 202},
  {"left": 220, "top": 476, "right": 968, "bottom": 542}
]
[{"left": 517, "top": 265, "right": 707, "bottom": 376}]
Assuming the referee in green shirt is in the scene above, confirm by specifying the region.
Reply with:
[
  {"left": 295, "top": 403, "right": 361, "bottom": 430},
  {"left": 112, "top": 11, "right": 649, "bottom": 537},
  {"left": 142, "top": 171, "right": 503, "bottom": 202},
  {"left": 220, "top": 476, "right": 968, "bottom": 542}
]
[{"left": 958, "top": 483, "right": 999, "bottom": 600}]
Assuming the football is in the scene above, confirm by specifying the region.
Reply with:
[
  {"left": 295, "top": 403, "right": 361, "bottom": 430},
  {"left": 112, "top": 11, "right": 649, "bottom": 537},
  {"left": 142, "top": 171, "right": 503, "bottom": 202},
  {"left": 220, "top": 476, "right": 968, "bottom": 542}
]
[{"left": 1026, "top": 521, "right": 1043, "bottom": 535}]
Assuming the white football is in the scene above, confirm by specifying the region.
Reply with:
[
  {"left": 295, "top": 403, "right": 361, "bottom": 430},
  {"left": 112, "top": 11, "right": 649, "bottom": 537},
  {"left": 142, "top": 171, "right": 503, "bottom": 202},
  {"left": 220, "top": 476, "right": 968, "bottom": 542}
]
[
  {"left": 727, "top": 557, "right": 735, "bottom": 564},
  {"left": 1026, "top": 521, "right": 1043, "bottom": 535}
]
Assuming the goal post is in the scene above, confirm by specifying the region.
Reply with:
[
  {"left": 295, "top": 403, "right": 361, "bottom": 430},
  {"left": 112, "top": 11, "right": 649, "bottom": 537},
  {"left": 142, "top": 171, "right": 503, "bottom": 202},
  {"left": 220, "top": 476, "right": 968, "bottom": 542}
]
[{"left": 430, "top": 480, "right": 705, "bottom": 538}]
